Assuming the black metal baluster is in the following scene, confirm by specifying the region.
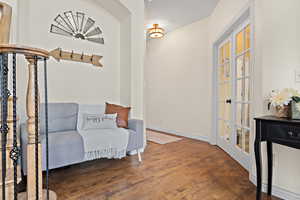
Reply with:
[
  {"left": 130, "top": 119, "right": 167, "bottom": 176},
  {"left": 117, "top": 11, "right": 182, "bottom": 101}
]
[
  {"left": 34, "top": 56, "right": 39, "bottom": 200},
  {"left": 1, "top": 53, "right": 10, "bottom": 200},
  {"left": 0, "top": 52, "right": 4, "bottom": 200},
  {"left": 44, "top": 57, "right": 49, "bottom": 200},
  {"left": 10, "top": 53, "right": 20, "bottom": 200}
]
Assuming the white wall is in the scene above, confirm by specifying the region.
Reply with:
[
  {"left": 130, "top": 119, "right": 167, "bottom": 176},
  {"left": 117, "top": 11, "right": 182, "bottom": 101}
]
[
  {"left": 120, "top": 16, "right": 132, "bottom": 106},
  {"left": 253, "top": 0, "right": 300, "bottom": 196},
  {"left": 94, "top": 0, "right": 145, "bottom": 119},
  {"left": 3, "top": 0, "right": 145, "bottom": 122},
  {"left": 145, "top": 18, "right": 210, "bottom": 140},
  {"left": 96, "top": 0, "right": 146, "bottom": 119},
  {"left": 209, "top": 0, "right": 249, "bottom": 45},
  {"left": 120, "top": 0, "right": 145, "bottom": 120},
  {"left": 13, "top": 0, "right": 119, "bottom": 121}
]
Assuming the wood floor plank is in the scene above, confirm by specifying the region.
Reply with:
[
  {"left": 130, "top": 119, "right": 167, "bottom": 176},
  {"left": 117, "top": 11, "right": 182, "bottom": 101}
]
[{"left": 48, "top": 133, "right": 281, "bottom": 200}]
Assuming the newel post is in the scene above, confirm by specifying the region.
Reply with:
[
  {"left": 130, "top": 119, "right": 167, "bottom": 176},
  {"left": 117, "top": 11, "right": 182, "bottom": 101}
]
[{"left": 25, "top": 56, "right": 42, "bottom": 200}]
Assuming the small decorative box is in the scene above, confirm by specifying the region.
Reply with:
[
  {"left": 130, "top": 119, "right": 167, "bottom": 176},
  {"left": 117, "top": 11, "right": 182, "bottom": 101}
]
[{"left": 291, "top": 100, "right": 300, "bottom": 119}]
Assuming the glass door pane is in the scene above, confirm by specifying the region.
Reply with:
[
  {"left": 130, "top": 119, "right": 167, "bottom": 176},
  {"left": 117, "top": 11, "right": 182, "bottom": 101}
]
[
  {"left": 215, "top": 19, "right": 251, "bottom": 171},
  {"left": 218, "top": 40, "right": 232, "bottom": 142},
  {"left": 245, "top": 24, "right": 251, "bottom": 49},
  {"left": 218, "top": 120, "right": 231, "bottom": 141},
  {"left": 236, "top": 103, "right": 243, "bottom": 125},
  {"left": 244, "top": 129, "right": 250, "bottom": 153},
  {"left": 236, "top": 30, "right": 244, "bottom": 55},
  {"left": 236, "top": 127, "right": 243, "bottom": 149},
  {"left": 234, "top": 23, "right": 251, "bottom": 154},
  {"left": 244, "top": 104, "right": 250, "bottom": 127},
  {"left": 244, "top": 52, "right": 250, "bottom": 77},
  {"left": 236, "top": 56, "right": 244, "bottom": 78},
  {"left": 244, "top": 78, "right": 250, "bottom": 101}
]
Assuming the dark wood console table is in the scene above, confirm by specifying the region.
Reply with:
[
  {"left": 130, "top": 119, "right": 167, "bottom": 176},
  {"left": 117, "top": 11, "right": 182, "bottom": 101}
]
[{"left": 254, "top": 116, "right": 300, "bottom": 200}]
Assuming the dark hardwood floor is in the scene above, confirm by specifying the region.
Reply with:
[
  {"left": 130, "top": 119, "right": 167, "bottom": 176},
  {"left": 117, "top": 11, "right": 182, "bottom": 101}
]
[{"left": 49, "top": 133, "right": 281, "bottom": 200}]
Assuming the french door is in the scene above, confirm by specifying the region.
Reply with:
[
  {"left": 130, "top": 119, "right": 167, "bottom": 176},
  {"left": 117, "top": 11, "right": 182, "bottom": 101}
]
[{"left": 216, "top": 20, "right": 251, "bottom": 170}]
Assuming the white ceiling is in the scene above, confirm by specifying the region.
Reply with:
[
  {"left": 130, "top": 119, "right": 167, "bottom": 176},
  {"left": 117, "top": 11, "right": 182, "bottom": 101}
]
[{"left": 145, "top": 0, "right": 219, "bottom": 32}]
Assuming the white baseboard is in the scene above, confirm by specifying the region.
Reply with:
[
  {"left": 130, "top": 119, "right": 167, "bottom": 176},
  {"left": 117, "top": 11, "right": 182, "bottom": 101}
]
[
  {"left": 147, "top": 126, "right": 209, "bottom": 143},
  {"left": 250, "top": 175, "right": 300, "bottom": 200}
]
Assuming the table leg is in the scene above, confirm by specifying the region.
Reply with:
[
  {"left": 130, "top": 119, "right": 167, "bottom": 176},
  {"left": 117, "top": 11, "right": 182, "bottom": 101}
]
[
  {"left": 255, "top": 140, "right": 262, "bottom": 200},
  {"left": 267, "top": 141, "right": 273, "bottom": 196}
]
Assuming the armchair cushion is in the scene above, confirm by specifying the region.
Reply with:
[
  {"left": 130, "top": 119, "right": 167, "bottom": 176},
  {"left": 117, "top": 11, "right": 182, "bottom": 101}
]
[{"left": 105, "top": 102, "right": 131, "bottom": 128}]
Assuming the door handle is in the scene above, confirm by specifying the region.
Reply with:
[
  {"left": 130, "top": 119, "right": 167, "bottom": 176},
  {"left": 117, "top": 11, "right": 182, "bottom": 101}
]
[{"left": 226, "top": 99, "right": 232, "bottom": 104}]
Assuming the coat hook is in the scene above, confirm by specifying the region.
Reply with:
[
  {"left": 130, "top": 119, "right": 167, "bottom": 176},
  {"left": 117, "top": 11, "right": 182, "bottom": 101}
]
[
  {"left": 90, "top": 55, "right": 94, "bottom": 62},
  {"left": 59, "top": 48, "right": 62, "bottom": 57},
  {"left": 71, "top": 50, "right": 74, "bottom": 59},
  {"left": 81, "top": 52, "right": 84, "bottom": 60}
]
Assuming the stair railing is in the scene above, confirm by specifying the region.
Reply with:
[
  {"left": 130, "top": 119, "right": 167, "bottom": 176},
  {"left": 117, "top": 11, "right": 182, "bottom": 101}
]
[{"left": 0, "top": 44, "right": 55, "bottom": 200}]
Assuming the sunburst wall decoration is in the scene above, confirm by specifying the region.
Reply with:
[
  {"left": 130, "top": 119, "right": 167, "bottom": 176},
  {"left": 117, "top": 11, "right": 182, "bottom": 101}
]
[{"left": 50, "top": 11, "right": 104, "bottom": 45}]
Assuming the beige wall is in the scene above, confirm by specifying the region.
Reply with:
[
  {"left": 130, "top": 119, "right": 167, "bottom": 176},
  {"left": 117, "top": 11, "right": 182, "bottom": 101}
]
[{"left": 145, "top": 18, "right": 210, "bottom": 140}]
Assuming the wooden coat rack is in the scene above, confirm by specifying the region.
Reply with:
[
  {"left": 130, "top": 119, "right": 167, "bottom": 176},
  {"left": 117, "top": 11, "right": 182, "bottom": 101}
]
[{"left": 50, "top": 48, "right": 103, "bottom": 67}]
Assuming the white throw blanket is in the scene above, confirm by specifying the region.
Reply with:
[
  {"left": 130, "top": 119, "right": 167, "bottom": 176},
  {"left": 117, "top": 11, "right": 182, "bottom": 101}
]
[
  {"left": 79, "top": 128, "right": 129, "bottom": 161},
  {"left": 77, "top": 104, "right": 130, "bottom": 161}
]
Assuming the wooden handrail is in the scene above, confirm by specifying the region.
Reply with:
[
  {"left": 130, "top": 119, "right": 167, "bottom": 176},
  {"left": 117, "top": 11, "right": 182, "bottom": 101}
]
[{"left": 0, "top": 44, "right": 49, "bottom": 58}]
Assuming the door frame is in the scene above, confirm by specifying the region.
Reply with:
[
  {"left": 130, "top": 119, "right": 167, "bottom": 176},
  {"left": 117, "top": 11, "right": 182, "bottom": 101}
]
[{"left": 211, "top": 2, "right": 255, "bottom": 171}]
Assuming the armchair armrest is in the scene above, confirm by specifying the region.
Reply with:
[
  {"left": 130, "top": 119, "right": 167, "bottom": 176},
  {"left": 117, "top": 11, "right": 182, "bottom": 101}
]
[
  {"left": 128, "top": 119, "right": 143, "bottom": 133},
  {"left": 127, "top": 119, "right": 144, "bottom": 151}
]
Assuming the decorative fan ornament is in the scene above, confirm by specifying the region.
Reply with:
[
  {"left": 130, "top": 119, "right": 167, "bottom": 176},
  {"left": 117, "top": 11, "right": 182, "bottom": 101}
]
[{"left": 50, "top": 11, "right": 104, "bottom": 44}]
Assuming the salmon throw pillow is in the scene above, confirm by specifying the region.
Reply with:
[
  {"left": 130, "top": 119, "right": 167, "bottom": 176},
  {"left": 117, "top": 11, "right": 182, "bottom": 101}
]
[{"left": 105, "top": 102, "right": 131, "bottom": 128}]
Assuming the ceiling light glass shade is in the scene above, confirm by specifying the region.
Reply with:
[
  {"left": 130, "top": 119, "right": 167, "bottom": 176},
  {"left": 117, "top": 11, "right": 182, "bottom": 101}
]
[{"left": 148, "top": 24, "right": 165, "bottom": 39}]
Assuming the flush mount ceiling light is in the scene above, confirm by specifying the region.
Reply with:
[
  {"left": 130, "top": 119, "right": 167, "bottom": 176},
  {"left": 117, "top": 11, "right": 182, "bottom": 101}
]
[{"left": 148, "top": 24, "right": 165, "bottom": 39}]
